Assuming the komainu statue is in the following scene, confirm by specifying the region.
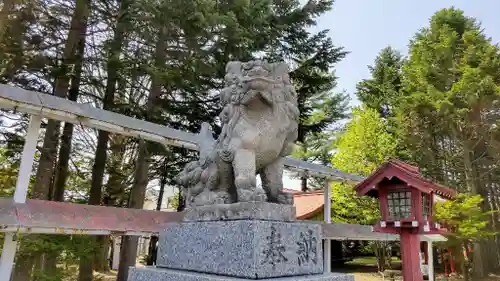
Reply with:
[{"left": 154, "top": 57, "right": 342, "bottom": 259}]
[{"left": 176, "top": 60, "right": 299, "bottom": 208}]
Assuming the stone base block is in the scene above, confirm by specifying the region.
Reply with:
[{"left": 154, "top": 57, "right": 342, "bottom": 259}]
[
  {"left": 157, "top": 220, "right": 323, "bottom": 279},
  {"left": 128, "top": 267, "right": 354, "bottom": 281},
  {"left": 182, "top": 202, "right": 296, "bottom": 222}
]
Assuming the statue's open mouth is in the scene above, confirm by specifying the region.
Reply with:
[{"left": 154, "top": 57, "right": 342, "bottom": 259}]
[
  {"left": 240, "top": 77, "right": 276, "bottom": 105},
  {"left": 242, "top": 76, "right": 276, "bottom": 91}
]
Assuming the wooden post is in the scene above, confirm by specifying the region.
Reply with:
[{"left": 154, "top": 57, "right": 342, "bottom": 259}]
[
  {"left": 323, "top": 179, "right": 332, "bottom": 273},
  {"left": 400, "top": 229, "right": 423, "bottom": 281}
]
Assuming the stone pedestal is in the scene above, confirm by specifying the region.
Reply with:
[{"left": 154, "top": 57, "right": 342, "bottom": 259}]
[
  {"left": 127, "top": 203, "right": 353, "bottom": 281},
  {"left": 157, "top": 220, "right": 323, "bottom": 279},
  {"left": 182, "top": 202, "right": 296, "bottom": 222},
  {"left": 129, "top": 267, "right": 354, "bottom": 281}
]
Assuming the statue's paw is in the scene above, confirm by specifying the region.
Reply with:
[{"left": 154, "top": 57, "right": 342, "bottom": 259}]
[
  {"left": 192, "top": 190, "right": 231, "bottom": 206},
  {"left": 277, "top": 191, "right": 294, "bottom": 205},
  {"left": 192, "top": 190, "right": 215, "bottom": 206},
  {"left": 252, "top": 189, "right": 267, "bottom": 202},
  {"left": 236, "top": 189, "right": 253, "bottom": 202},
  {"left": 214, "top": 191, "right": 231, "bottom": 204},
  {"left": 237, "top": 189, "right": 266, "bottom": 202}
]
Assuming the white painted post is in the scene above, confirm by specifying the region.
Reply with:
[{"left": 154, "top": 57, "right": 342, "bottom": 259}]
[
  {"left": 323, "top": 179, "right": 332, "bottom": 273},
  {"left": 428, "top": 241, "right": 434, "bottom": 281},
  {"left": 112, "top": 237, "right": 121, "bottom": 270},
  {"left": 14, "top": 114, "right": 42, "bottom": 203},
  {"left": 0, "top": 233, "right": 18, "bottom": 280},
  {"left": 0, "top": 114, "right": 41, "bottom": 280}
]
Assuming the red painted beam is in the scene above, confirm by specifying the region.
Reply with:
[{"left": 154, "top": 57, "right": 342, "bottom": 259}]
[{"left": 0, "top": 198, "right": 183, "bottom": 235}]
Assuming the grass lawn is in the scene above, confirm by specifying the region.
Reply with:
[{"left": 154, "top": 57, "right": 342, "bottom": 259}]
[{"left": 335, "top": 256, "right": 401, "bottom": 281}]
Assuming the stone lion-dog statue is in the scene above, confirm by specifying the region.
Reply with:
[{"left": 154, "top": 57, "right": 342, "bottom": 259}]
[{"left": 176, "top": 60, "right": 299, "bottom": 208}]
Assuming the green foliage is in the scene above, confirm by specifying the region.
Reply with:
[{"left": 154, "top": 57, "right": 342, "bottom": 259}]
[
  {"left": 329, "top": 107, "right": 396, "bottom": 224},
  {"left": 291, "top": 131, "right": 335, "bottom": 166},
  {"left": 353, "top": 7, "right": 500, "bottom": 276},
  {"left": 433, "top": 194, "right": 495, "bottom": 278},
  {"left": 434, "top": 194, "right": 495, "bottom": 243},
  {"left": 393, "top": 7, "right": 500, "bottom": 186},
  {"left": 329, "top": 182, "right": 379, "bottom": 225},
  {"left": 267, "top": 1, "right": 349, "bottom": 191},
  {"left": 8, "top": 234, "right": 102, "bottom": 281},
  {"left": 168, "top": 190, "right": 182, "bottom": 210},
  {"left": 356, "top": 46, "right": 404, "bottom": 119},
  {"left": 0, "top": 147, "right": 19, "bottom": 197},
  {"left": 332, "top": 106, "right": 397, "bottom": 176}
]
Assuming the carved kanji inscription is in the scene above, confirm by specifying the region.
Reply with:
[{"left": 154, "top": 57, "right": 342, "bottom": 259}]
[
  {"left": 296, "top": 229, "right": 318, "bottom": 266},
  {"left": 261, "top": 225, "right": 288, "bottom": 268}
]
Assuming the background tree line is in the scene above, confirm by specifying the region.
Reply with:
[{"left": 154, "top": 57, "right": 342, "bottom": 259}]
[{"left": 330, "top": 7, "right": 500, "bottom": 280}]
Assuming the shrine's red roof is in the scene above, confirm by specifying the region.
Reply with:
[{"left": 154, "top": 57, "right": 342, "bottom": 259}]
[
  {"left": 292, "top": 190, "right": 325, "bottom": 219},
  {"left": 355, "top": 159, "right": 456, "bottom": 200}
]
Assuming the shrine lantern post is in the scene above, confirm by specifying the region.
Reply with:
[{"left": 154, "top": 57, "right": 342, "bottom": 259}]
[{"left": 355, "top": 159, "right": 455, "bottom": 281}]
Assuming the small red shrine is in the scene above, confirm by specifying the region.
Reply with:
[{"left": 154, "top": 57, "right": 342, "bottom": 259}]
[{"left": 356, "top": 159, "right": 456, "bottom": 281}]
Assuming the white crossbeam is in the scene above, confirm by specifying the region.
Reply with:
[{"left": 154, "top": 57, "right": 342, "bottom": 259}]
[{"left": 0, "top": 83, "right": 364, "bottom": 183}]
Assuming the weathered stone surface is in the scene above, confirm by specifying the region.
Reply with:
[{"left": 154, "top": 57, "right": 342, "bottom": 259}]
[
  {"left": 128, "top": 267, "right": 354, "bottom": 281},
  {"left": 157, "top": 220, "right": 323, "bottom": 279},
  {"left": 182, "top": 202, "right": 296, "bottom": 222},
  {"left": 176, "top": 60, "right": 299, "bottom": 207}
]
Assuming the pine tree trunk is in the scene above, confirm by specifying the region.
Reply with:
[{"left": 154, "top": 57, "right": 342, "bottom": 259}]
[
  {"left": 77, "top": 260, "right": 93, "bottom": 281},
  {"left": 0, "top": 0, "right": 17, "bottom": 38},
  {"left": 177, "top": 192, "right": 185, "bottom": 212},
  {"left": 93, "top": 236, "right": 111, "bottom": 272},
  {"left": 116, "top": 140, "right": 150, "bottom": 281},
  {"left": 12, "top": 254, "right": 35, "bottom": 281},
  {"left": 490, "top": 186, "right": 500, "bottom": 268},
  {"left": 52, "top": 26, "right": 85, "bottom": 200},
  {"left": 116, "top": 26, "right": 166, "bottom": 281},
  {"left": 39, "top": 17, "right": 87, "bottom": 278},
  {"left": 100, "top": 136, "right": 127, "bottom": 274},
  {"left": 486, "top": 189, "right": 500, "bottom": 271},
  {"left": 116, "top": 236, "right": 140, "bottom": 281},
  {"left": 147, "top": 165, "right": 167, "bottom": 265},
  {"left": 77, "top": 0, "right": 130, "bottom": 279},
  {"left": 32, "top": 0, "right": 90, "bottom": 200},
  {"left": 94, "top": 236, "right": 111, "bottom": 272},
  {"left": 463, "top": 144, "right": 487, "bottom": 278},
  {"left": 31, "top": 120, "right": 59, "bottom": 201},
  {"left": 300, "top": 177, "right": 308, "bottom": 192},
  {"left": 300, "top": 145, "right": 308, "bottom": 192},
  {"left": 105, "top": 135, "right": 127, "bottom": 206},
  {"left": 45, "top": 4, "right": 90, "bottom": 281}
]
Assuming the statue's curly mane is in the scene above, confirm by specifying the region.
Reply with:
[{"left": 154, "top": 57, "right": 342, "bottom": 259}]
[{"left": 215, "top": 61, "right": 299, "bottom": 150}]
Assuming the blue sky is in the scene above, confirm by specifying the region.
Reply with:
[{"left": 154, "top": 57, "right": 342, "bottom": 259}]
[
  {"left": 279, "top": 1, "right": 500, "bottom": 190},
  {"left": 314, "top": 0, "right": 500, "bottom": 107}
]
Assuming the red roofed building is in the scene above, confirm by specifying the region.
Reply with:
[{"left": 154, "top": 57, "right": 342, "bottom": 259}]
[
  {"left": 356, "top": 159, "right": 455, "bottom": 201},
  {"left": 290, "top": 190, "right": 325, "bottom": 220}
]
